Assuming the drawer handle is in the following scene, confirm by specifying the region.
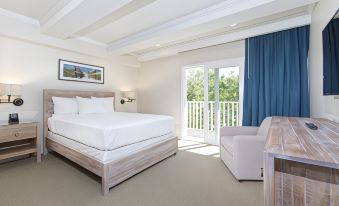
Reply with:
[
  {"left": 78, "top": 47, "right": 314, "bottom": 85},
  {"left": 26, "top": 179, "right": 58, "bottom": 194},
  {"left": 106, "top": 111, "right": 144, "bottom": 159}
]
[{"left": 14, "top": 132, "right": 20, "bottom": 137}]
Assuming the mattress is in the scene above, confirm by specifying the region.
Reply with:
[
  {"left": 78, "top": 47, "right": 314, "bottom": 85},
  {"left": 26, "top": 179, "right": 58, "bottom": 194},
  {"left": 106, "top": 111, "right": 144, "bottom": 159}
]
[
  {"left": 48, "top": 131, "right": 175, "bottom": 164},
  {"left": 48, "top": 112, "right": 174, "bottom": 151}
]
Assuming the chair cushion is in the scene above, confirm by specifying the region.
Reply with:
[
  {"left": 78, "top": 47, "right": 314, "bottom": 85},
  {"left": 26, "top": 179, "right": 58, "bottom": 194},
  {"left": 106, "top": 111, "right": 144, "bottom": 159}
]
[
  {"left": 257, "top": 117, "right": 272, "bottom": 136},
  {"left": 220, "top": 136, "right": 234, "bottom": 155}
]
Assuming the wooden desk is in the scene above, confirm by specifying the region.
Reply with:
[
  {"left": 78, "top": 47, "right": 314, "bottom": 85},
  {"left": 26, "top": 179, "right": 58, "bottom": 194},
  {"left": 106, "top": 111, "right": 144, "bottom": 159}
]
[{"left": 264, "top": 117, "right": 339, "bottom": 206}]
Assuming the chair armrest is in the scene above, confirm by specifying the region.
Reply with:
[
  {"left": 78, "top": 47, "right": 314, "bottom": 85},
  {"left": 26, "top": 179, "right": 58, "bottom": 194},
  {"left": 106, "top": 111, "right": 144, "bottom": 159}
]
[
  {"left": 220, "top": 126, "right": 258, "bottom": 136},
  {"left": 233, "top": 135, "right": 265, "bottom": 151},
  {"left": 232, "top": 135, "right": 266, "bottom": 179}
]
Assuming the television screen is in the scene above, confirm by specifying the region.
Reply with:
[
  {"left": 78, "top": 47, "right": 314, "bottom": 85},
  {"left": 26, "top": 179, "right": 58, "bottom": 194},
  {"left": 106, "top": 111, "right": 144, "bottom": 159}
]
[{"left": 323, "top": 10, "right": 339, "bottom": 95}]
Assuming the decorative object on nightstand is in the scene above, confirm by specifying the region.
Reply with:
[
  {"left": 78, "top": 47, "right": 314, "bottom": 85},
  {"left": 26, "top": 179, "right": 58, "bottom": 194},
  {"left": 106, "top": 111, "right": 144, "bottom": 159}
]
[
  {"left": 120, "top": 91, "right": 136, "bottom": 104},
  {"left": 8, "top": 113, "right": 19, "bottom": 124},
  {"left": 0, "top": 83, "right": 24, "bottom": 106},
  {"left": 0, "top": 122, "right": 41, "bottom": 163}
]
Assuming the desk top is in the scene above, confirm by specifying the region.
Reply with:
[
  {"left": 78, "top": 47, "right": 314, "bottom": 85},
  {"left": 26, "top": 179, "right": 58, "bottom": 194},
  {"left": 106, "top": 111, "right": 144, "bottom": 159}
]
[{"left": 264, "top": 117, "right": 339, "bottom": 169}]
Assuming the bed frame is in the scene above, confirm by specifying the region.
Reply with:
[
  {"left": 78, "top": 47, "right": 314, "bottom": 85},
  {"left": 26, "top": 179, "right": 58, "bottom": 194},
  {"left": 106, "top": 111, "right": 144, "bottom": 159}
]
[{"left": 43, "top": 89, "right": 177, "bottom": 195}]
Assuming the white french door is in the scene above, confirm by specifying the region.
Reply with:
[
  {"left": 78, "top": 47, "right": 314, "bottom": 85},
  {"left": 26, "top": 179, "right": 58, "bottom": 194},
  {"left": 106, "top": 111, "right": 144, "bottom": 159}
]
[{"left": 181, "top": 59, "right": 244, "bottom": 145}]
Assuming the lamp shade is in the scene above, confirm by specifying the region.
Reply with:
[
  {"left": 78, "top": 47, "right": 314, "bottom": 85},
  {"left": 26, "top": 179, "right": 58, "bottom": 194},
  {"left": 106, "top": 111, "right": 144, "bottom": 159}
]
[
  {"left": 0, "top": 83, "right": 11, "bottom": 95},
  {"left": 10, "top": 84, "right": 22, "bottom": 95},
  {"left": 121, "top": 91, "right": 136, "bottom": 99}
]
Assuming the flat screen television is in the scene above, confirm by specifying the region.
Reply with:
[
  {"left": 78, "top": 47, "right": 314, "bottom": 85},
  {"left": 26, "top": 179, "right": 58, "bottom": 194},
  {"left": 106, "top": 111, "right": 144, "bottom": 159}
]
[{"left": 323, "top": 10, "right": 339, "bottom": 95}]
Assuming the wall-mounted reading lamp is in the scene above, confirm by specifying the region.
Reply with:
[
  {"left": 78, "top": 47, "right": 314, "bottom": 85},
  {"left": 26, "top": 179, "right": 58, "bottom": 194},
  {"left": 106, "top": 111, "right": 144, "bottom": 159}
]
[
  {"left": 120, "top": 91, "right": 136, "bottom": 104},
  {"left": 0, "top": 83, "right": 24, "bottom": 106}
]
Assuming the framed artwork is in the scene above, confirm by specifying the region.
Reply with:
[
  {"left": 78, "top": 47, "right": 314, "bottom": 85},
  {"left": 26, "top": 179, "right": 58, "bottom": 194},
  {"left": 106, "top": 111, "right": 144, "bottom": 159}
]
[{"left": 58, "top": 59, "right": 104, "bottom": 84}]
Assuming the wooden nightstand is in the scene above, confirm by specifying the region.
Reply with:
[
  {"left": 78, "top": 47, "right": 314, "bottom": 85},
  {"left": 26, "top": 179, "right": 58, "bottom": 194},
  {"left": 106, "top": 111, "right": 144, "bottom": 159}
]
[{"left": 0, "top": 122, "right": 41, "bottom": 163}]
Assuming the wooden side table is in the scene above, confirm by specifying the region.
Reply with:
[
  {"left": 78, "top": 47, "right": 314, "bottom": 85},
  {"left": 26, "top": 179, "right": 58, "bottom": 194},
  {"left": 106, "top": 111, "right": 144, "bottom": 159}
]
[{"left": 0, "top": 122, "right": 41, "bottom": 163}]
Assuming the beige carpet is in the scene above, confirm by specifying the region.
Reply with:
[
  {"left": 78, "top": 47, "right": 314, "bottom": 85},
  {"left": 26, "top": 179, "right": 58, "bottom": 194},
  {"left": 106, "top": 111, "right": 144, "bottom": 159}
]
[{"left": 0, "top": 140, "right": 263, "bottom": 206}]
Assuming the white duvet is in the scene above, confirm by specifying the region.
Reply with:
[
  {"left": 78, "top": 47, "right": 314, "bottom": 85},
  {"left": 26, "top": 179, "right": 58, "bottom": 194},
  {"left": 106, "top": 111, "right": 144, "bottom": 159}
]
[{"left": 48, "top": 112, "right": 174, "bottom": 151}]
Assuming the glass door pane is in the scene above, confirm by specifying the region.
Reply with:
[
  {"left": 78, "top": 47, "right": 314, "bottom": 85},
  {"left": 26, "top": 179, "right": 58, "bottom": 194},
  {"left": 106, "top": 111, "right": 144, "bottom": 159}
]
[
  {"left": 184, "top": 67, "right": 204, "bottom": 142},
  {"left": 219, "top": 67, "right": 240, "bottom": 127},
  {"left": 182, "top": 64, "right": 241, "bottom": 145},
  {"left": 205, "top": 68, "right": 218, "bottom": 144}
]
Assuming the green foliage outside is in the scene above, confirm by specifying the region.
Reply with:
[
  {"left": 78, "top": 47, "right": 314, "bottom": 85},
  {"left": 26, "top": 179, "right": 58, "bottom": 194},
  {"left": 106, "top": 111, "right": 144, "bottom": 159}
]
[
  {"left": 63, "top": 68, "right": 76, "bottom": 78},
  {"left": 186, "top": 69, "right": 239, "bottom": 101},
  {"left": 88, "top": 73, "right": 101, "bottom": 80}
]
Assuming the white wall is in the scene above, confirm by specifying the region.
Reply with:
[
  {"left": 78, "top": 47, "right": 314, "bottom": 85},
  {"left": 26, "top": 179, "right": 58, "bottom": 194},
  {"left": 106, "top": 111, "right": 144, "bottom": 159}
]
[
  {"left": 0, "top": 36, "right": 139, "bottom": 123},
  {"left": 138, "top": 41, "right": 245, "bottom": 136},
  {"left": 309, "top": 0, "right": 339, "bottom": 122}
]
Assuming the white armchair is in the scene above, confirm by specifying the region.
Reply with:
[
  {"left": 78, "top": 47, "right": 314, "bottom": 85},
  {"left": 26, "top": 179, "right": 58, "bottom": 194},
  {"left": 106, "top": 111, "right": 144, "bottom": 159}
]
[{"left": 220, "top": 117, "right": 272, "bottom": 181}]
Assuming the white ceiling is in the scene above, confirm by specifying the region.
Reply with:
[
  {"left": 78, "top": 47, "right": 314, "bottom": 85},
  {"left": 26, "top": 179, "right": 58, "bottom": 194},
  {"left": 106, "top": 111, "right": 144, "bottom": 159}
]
[
  {"left": 132, "top": 5, "right": 311, "bottom": 55},
  {"left": 0, "top": 0, "right": 71, "bottom": 20},
  {"left": 87, "top": 0, "right": 225, "bottom": 43},
  {"left": 0, "top": 0, "right": 320, "bottom": 61}
]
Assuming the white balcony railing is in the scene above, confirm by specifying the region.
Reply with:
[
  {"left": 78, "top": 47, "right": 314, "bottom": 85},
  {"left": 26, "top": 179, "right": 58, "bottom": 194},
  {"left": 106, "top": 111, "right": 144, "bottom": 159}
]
[{"left": 187, "top": 101, "right": 240, "bottom": 131}]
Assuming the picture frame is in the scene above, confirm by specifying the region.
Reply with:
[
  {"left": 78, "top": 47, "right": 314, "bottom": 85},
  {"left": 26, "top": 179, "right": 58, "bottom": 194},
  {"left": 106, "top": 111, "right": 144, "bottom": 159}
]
[{"left": 58, "top": 59, "right": 104, "bottom": 84}]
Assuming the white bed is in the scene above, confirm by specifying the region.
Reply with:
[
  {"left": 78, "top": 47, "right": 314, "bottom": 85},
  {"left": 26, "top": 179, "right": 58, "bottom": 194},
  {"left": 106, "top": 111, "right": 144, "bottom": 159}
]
[
  {"left": 48, "top": 112, "right": 174, "bottom": 151},
  {"left": 43, "top": 89, "right": 178, "bottom": 195},
  {"left": 48, "top": 131, "right": 174, "bottom": 164}
]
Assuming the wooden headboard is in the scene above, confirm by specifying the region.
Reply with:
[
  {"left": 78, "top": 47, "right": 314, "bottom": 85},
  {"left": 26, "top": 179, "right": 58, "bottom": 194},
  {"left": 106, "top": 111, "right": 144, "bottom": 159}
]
[{"left": 43, "top": 89, "right": 115, "bottom": 140}]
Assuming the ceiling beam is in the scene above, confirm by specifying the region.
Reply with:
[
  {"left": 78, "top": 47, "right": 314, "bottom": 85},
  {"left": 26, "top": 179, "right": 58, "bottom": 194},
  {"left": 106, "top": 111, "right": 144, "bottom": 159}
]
[
  {"left": 108, "top": 0, "right": 319, "bottom": 56},
  {"left": 40, "top": 0, "right": 85, "bottom": 33},
  {"left": 107, "top": 0, "right": 276, "bottom": 52},
  {"left": 0, "top": 7, "right": 107, "bottom": 58},
  {"left": 137, "top": 14, "right": 311, "bottom": 62},
  {"left": 0, "top": 8, "right": 141, "bottom": 67},
  {"left": 74, "top": 0, "right": 157, "bottom": 37},
  {"left": 41, "top": 0, "right": 135, "bottom": 39}
]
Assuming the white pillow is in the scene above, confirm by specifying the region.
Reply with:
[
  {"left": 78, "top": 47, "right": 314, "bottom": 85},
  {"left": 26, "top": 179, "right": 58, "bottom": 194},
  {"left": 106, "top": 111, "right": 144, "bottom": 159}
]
[
  {"left": 76, "top": 96, "right": 106, "bottom": 114},
  {"left": 52, "top": 97, "right": 78, "bottom": 114},
  {"left": 91, "top": 97, "right": 114, "bottom": 112}
]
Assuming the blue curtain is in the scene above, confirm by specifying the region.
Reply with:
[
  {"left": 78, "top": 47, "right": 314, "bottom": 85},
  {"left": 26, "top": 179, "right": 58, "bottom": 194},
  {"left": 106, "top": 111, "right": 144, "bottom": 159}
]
[{"left": 242, "top": 26, "right": 310, "bottom": 126}]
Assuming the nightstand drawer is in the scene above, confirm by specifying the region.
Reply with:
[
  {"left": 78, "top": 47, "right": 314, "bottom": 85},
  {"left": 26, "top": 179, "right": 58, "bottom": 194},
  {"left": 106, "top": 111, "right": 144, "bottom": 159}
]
[{"left": 0, "top": 126, "right": 37, "bottom": 143}]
